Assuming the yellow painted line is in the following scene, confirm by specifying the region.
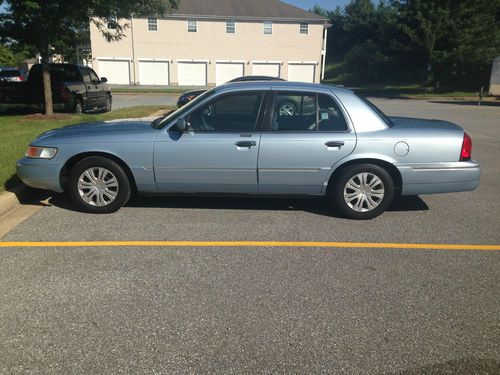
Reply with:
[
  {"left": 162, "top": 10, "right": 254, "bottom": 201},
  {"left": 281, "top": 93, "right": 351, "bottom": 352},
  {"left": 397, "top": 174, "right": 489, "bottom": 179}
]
[{"left": 0, "top": 241, "right": 499, "bottom": 251}]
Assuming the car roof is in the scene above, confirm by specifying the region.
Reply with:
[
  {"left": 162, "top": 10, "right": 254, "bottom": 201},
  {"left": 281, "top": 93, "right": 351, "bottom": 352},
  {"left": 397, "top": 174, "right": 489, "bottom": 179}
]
[
  {"left": 215, "top": 80, "right": 353, "bottom": 95},
  {"left": 229, "top": 75, "right": 286, "bottom": 82}
]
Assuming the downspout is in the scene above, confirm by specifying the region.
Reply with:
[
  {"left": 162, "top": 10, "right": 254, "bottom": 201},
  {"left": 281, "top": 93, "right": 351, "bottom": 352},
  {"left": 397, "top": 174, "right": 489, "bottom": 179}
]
[
  {"left": 321, "top": 23, "right": 332, "bottom": 81},
  {"left": 130, "top": 16, "right": 137, "bottom": 85}
]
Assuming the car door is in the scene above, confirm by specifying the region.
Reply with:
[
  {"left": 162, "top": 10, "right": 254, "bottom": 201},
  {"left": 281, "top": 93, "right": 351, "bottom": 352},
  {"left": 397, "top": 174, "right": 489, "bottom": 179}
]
[
  {"left": 258, "top": 90, "right": 356, "bottom": 194},
  {"left": 87, "top": 68, "right": 105, "bottom": 107},
  {"left": 80, "top": 67, "right": 96, "bottom": 108},
  {"left": 153, "top": 90, "right": 266, "bottom": 193}
]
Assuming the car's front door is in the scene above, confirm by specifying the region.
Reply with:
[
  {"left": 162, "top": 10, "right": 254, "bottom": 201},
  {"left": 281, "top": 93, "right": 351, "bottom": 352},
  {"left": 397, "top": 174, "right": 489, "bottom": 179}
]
[
  {"left": 258, "top": 90, "right": 356, "bottom": 194},
  {"left": 80, "top": 67, "right": 96, "bottom": 108},
  {"left": 154, "top": 90, "right": 266, "bottom": 193},
  {"left": 87, "top": 68, "right": 106, "bottom": 107}
]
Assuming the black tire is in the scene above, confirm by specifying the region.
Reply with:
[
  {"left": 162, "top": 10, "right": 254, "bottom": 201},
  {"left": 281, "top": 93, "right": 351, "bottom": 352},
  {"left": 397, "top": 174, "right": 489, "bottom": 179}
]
[
  {"left": 330, "top": 164, "right": 394, "bottom": 220},
  {"left": 74, "top": 98, "right": 83, "bottom": 114},
  {"left": 68, "top": 157, "right": 131, "bottom": 214},
  {"left": 101, "top": 94, "right": 112, "bottom": 113}
]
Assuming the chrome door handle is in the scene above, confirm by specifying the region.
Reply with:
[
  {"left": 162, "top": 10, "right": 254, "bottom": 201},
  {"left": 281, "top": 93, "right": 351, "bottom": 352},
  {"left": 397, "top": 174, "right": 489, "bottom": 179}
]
[
  {"left": 235, "top": 141, "right": 256, "bottom": 147},
  {"left": 325, "top": 141, "right": 344, "bottom": 147}
]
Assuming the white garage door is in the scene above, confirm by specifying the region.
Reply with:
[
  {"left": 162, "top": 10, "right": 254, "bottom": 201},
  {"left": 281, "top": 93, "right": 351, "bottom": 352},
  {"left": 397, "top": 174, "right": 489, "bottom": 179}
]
[
  {"left": 97, "top": 59, "right": 130, "bottom": 85},
  {"left": 177, "top": 62, "right": 207, "bottom": 86},
  {"left": 216, "top": 63, "right": 244, "bottom": 86},
  {"left": 252, "top": 63, "right": 280, "bottom": 78},
  {"left": 138, "top": 61, "right": 169, "bottom": 85},
  {"left": 288, "top": 64, "right": 316, "bottom": 83}
]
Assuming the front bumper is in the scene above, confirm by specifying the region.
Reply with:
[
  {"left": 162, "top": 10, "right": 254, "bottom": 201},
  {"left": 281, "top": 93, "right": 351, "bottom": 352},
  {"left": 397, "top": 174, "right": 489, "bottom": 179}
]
[
  {"left": 16, "top": 158, "right": 64, "bottom": 193},
  {"left": 397, "top": 160, "right": 480, "bottom": 195}
]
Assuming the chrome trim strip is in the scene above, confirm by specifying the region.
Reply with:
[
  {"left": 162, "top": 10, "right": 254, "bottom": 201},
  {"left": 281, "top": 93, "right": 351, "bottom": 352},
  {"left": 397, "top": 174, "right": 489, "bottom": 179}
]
[
  {"left": 397, "top": 161, "right": 480, "bottom": 170},
  {"left": 154, "top": 168, "right": 254, "bottom": 172},
  {"left": 260, "top": 168, "right": 323, "bottom": 173}
]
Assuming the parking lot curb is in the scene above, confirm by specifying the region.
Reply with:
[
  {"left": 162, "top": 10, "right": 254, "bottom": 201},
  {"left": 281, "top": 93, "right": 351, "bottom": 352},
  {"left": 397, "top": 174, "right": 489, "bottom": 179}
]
[{"left": 0, "top": 184, "right": 33, "bottom": 220}]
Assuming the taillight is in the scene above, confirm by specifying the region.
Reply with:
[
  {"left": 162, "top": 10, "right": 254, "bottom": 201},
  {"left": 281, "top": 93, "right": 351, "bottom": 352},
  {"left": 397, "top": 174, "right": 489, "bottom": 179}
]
[
  {"left": 60, "top": 84, "right": 69, "bottom": 100},
  {"left": 460, "top": 132, "right": 472, "bottom": 161}
]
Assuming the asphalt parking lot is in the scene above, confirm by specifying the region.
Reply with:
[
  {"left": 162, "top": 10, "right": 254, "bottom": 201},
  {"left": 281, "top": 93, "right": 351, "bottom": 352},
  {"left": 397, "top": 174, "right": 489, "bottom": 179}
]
[
  {"left": 112, "top": 93, "right": 178, "bottom": 110},
  {"left": 1, "top": 99, "right": 499, "bottom": 374}
]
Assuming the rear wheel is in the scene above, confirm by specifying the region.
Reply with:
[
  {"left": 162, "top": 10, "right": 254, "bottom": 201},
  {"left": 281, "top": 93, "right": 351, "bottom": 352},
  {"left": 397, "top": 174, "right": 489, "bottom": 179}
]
[
  {"left": 331, "top": 164, "right": 394, "bottom": 220},
  {"left": 68, "top": 157, "right": 131, "bottom": 213}
]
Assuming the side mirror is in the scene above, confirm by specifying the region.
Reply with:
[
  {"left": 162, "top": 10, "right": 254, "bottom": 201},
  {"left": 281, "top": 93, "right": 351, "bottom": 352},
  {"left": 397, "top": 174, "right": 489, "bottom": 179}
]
[
  {"left": 176, "top": 117, "right": 187, "bottom": 132},
  {"left": 100, "top": 77, "right": 108, "bottom": 83}
]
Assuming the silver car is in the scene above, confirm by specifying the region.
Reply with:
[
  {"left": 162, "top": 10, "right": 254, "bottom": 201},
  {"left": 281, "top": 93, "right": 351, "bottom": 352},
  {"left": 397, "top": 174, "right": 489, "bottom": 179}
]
[{"left": 16, "top": 81, "right": 480, "bottom": 219}]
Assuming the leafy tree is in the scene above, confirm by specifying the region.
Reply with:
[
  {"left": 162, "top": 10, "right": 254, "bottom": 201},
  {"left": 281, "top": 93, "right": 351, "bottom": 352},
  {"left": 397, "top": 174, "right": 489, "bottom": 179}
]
[
  {"left": 313, "top": 0, "right": 500, "bottom": 88},
  {"left": 0, "top": 0, "right": 179, "bottom": 115},
  {"left": 0, "top": 44, "right": 28, "bottom": 67}
]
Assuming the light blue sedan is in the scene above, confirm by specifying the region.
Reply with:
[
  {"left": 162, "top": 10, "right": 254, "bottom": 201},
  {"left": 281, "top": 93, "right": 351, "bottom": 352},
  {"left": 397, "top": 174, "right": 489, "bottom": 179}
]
[{"left": 16, "top": 81, "right": 480, "bottom": 219}]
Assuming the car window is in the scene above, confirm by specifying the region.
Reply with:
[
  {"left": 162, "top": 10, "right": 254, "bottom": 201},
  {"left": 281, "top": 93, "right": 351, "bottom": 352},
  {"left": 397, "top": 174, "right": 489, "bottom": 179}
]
[
  {"left": 88, "top": 69, "right": 100, "bottom": 82},
  {"left": 271, "top": 92, "right": 348, "bottom": 132},
  {"left": 187, "top": 92, "right": 263, "bottom": 133},
  {"left": 272, "top": 92, "right": 317, "bottom": 131},
  {"left": 317, "top": 94, "right": 349, "bottom": 131},
  {"left": 156, "top": 89, "right": 216, "bottom": 129},
  {"left": 81, "top": 68, "right": 91, "bottom": 83},
  {"left": 28, "top": 65, "right": 81, "bottom": 82}
]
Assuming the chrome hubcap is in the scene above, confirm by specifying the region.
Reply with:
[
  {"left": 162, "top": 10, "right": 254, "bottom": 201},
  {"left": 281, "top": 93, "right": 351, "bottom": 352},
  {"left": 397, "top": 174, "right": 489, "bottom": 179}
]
[
  {"left": 279, "top": 103, "right": 295, "bottom": 116},
  {"left": 77, "top": 167, "right": 119, "bottom": 207},
  {"left": 344, "top": 173, "right": 385, "bottom": 212}
]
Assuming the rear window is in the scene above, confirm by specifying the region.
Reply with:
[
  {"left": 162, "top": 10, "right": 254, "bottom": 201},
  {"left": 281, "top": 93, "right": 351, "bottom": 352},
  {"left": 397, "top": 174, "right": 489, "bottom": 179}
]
[
  {"left": 356, "top": 94, "right": 393, "bottom": 127},
  {"left": 28, "top": 65, "right": 81, "bottom": 82}
]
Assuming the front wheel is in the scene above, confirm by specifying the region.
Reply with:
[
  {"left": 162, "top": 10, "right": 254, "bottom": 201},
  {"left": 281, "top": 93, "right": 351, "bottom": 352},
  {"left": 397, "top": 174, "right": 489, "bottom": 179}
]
[
  {"left": 73, "top": 99, "right": 83, "bottom": 114},
  {"left": 101, "top": 94, "right": 112, "bottom": 113},
  {"left": 331, "top": 164, "right": 394, "bottom": 220},
  {"left": 68, "top": 157, "right": 131, "bottom": 213}
]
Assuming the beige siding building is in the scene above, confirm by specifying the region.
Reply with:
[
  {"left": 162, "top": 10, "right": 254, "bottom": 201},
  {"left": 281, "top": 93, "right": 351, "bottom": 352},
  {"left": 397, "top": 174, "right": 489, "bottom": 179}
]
[{"left": 89, "top": 0, "right": 328, "bottom": 86}]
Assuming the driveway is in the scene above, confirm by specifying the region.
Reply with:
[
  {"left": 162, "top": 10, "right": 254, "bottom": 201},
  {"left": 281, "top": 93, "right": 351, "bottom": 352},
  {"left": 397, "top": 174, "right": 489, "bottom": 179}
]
[
  {"left": 112, "top": 93, "right": 179, "bottom": 110},
  {"left": 1, "top": 99, "right": 499, "bottom": 374}
]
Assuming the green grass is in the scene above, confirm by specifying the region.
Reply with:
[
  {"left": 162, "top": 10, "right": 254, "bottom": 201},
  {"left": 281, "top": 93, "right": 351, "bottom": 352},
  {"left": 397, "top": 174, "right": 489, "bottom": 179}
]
[{"left": 0, "top": 105, "right": 172, "bottom": 192}]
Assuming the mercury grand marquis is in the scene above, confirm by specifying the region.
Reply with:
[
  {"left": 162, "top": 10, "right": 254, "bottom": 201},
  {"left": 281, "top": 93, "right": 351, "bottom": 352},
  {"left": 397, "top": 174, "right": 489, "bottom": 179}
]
[{"left": 16, "top": 81, "right": 480, "bottom": 219}]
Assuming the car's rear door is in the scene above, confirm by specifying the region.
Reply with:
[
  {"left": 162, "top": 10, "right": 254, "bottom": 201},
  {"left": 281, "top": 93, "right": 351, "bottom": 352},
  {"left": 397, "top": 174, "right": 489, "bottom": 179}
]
[
  {"left": 153, "top": 90, "right": 267, "bottom": 193},
  {"left": 257, "top": 90, "right": 356, "bottom": 194}
]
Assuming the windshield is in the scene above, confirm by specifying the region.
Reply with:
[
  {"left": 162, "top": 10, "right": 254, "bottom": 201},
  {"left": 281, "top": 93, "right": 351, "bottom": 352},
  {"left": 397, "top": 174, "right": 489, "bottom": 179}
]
[
  {"left": 151, "top": 89, "right": 215, "bottom": 129},
  {"left": 356, "top": 94, "right": 393, "bottom": 127}
]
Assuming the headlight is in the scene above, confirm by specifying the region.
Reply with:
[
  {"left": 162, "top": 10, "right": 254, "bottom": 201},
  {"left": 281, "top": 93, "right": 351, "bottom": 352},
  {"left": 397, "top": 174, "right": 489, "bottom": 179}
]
[{"left": 25, "top": 146, "right": 58, "bottom": 159}]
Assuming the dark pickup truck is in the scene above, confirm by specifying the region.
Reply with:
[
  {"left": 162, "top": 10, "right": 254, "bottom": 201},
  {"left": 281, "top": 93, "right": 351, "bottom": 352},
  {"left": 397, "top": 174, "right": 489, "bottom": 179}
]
[{"left": 0, "top": 63, "right": 112, "bottom": 113}]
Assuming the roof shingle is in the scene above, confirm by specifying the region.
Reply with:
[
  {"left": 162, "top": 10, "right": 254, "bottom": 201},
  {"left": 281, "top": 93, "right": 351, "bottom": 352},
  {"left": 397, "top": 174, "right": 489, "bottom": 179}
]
[{"left": 170, "top": 0, "right": 326, "bottom": 22}]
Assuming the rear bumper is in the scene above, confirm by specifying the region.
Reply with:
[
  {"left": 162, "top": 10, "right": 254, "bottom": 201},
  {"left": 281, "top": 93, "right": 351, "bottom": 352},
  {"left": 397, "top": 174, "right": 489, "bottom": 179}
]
[
  {"left": 397, "top": 160, "right": 480, "bottom": 195},
  {"left": 16, "top": 158, "right": 63, "bottom": 193}
]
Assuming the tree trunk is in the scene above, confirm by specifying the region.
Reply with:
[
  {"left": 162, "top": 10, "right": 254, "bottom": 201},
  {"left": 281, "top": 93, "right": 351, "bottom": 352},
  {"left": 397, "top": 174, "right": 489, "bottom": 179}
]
[{"left": 40, "top": 52, "right": 53, "bottom": 116}]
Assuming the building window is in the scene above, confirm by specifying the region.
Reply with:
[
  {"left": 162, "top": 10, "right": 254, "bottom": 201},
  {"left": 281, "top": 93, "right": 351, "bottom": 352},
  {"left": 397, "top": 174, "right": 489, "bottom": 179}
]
[
  {"left": 188, "top": 19, "right": 197, "bottom": 32},
  {"left": 148, "top": 17, "right": 158, "bottom": 31},
  {"left": 300, "top": 23, "right": 308, "bottom": 35},
  {"left": 226, "top": 20, "right": 235, "bottom": 34},
  {"left": 264, "top": 21, "right": 272, "bottom": 35},
  {"left": 107, "top": 17, "right": 117, "bottom": 30}
]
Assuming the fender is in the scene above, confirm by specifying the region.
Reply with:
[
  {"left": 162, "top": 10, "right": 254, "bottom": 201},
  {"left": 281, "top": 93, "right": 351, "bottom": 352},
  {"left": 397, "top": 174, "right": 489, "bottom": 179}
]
[{"left": 321, "top": 153, "right": 398, "bottom": 194}]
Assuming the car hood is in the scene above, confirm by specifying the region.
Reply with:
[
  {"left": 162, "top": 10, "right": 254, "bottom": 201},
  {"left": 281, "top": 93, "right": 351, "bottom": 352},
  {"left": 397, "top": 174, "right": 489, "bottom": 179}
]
[
  {"left": 33, "top": 117, "right": 159, "bottom": 144},
  {"left": 389, "top": 116, "right": 463, "bottom": 133},
  {"left": 179, "top": 89, "right": 206, "bottom": 98}
]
